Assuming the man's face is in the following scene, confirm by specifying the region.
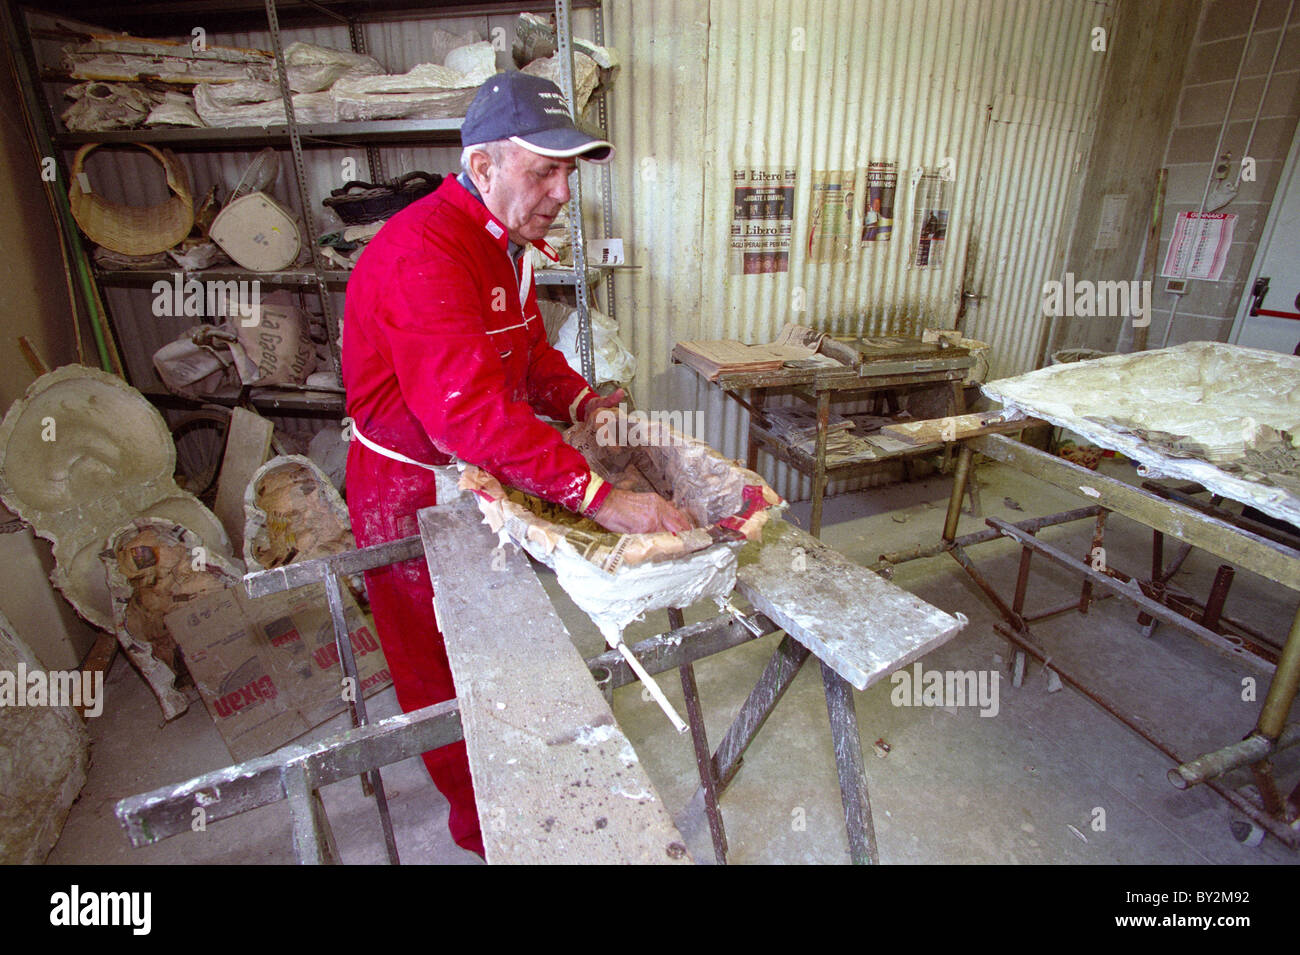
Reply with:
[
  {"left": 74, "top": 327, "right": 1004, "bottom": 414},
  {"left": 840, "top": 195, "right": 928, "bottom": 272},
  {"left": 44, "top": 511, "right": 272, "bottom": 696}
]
[{"left": 476, "top": 144, "right": 577, "bottom": 245}]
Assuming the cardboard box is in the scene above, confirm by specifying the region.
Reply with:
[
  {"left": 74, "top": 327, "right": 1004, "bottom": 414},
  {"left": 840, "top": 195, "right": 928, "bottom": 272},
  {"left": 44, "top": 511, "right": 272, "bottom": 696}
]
[{"left": 166, "top": 583, "right": 390, "bottom": 762}]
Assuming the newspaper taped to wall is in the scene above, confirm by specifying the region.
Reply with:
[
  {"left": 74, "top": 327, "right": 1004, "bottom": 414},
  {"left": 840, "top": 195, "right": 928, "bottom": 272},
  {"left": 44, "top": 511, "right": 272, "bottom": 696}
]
[{"left": 730, "top": 167, "right": 796, "bottom": 274}]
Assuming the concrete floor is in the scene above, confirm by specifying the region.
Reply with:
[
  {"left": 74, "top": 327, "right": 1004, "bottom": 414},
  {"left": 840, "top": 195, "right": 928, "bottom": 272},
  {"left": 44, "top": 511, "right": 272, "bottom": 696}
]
[{"left": 49, "top": 459, "right": 1300, "bottom": 865}]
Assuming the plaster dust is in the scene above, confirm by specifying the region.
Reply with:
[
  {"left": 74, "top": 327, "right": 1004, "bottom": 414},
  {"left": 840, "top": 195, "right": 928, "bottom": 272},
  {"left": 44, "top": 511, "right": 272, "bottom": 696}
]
[{"left": 984, "top": 342, "right": 1300, "bottom": 525}]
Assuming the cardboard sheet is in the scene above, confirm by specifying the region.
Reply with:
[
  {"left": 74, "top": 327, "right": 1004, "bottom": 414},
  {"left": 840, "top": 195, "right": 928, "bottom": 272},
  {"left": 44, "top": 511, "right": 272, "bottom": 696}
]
[{"left": 166, "top": 583, "right": 390, "bottom": 761}]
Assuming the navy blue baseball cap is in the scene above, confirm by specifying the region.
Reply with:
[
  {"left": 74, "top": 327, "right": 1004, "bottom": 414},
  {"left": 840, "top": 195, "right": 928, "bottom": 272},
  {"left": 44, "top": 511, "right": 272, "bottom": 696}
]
[{"left": 461, "top": 71, "right": 614, "bottom": 163}]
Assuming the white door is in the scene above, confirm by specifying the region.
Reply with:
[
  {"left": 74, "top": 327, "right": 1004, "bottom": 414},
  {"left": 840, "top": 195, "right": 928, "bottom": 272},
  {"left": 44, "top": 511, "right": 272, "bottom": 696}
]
[{"left": 1232, "top": 125, "right": 1300, "bottom": 355}]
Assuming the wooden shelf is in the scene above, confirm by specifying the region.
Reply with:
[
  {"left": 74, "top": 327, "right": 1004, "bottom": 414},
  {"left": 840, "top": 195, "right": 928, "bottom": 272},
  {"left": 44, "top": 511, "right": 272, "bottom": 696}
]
[{"left": 53, "top": 118, "right": 464, "bottom": 150}]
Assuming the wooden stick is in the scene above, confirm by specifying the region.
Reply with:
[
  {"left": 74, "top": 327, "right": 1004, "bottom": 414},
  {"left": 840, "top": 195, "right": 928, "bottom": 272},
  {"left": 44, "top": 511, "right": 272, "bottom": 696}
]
[
  {"left": 616, "top": 641, "right": 688, "bottom": 733},
  {"left": 1134, "top": 168, "right": 1167, "bottom": 353},
  {"left": 17, "top": 337, "right": 49, "bottom": 376}
]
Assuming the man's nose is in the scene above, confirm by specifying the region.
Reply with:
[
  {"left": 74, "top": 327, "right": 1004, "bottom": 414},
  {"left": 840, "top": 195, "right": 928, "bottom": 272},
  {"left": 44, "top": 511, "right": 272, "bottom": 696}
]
[{"left": 551, "top": 173, "right": 571, "bottom": 203}]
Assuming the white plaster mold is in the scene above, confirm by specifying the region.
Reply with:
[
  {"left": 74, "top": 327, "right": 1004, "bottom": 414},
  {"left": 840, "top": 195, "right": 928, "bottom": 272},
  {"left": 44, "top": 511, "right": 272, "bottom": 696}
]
[{"left": 0, "top": 365, "right": 233, "bottom": 631}]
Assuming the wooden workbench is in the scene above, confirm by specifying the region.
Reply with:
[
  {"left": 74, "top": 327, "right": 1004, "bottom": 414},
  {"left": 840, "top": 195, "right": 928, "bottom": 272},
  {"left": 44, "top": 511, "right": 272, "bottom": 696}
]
[{"left": 677, "top": 336, "right": 975, "bottom": 536}]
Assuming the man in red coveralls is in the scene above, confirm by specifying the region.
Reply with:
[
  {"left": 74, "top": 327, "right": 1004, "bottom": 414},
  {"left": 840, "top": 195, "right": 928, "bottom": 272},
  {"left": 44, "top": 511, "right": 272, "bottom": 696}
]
[{"left": 342, "top": 72, "right": 691, "bottom": 857}]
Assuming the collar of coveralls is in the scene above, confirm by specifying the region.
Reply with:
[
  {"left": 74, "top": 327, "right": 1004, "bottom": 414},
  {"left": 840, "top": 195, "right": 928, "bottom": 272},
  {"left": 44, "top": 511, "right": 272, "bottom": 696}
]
[{"left": 454, "top": 170, "right": 559, "bottom": 265}]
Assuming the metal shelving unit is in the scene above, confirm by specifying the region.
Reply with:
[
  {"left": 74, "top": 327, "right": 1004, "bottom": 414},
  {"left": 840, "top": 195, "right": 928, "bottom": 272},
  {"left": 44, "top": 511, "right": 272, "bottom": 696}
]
[
  {"left": 8, "top": 0, "right": 613, "bottom": 403},
  {"left": 94, "top": 266, "right": 603, "bottom": 288}
]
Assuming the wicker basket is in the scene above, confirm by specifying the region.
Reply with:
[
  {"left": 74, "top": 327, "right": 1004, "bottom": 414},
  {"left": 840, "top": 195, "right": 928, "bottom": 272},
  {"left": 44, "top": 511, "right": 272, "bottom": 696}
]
[
  {"left": 68, "top": 142, "right": 194, "bottom": 255},
  {"left": 322, "top": 171, "right": 442, "bottom": 224}
]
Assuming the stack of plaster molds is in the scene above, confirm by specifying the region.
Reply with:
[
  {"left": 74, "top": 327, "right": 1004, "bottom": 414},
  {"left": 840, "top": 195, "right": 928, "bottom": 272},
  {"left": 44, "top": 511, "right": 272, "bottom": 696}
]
[{"left": 0, "top": 366, "right": 236, "bottom": 717}]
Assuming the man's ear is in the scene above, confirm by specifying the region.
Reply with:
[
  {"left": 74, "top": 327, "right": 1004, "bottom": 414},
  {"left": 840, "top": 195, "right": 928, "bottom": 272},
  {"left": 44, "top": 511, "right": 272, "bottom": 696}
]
[{"left": 468, "top": 148, "right": 494, "bottom": 192}]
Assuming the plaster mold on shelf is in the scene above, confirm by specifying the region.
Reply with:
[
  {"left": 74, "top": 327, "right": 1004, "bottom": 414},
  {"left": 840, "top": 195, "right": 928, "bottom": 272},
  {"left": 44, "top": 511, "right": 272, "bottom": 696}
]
[
  {"left": 331, "top": 62, "right": 494, "bottom": 122},
  {"left": 101, "top": 519, "right": 241, "bottom": 720},
  {"left": 522, "top": 51, "right": 601, "bottom": 115}
]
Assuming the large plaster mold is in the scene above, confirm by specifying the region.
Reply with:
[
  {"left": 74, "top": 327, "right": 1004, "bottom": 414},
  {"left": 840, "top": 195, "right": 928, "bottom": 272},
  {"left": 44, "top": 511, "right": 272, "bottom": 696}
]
[
  {"left": 983, "top": 342, "right": 1300, "bottom": 526},
  {"left": 0, "top": 609, "right": 89, "bottom": 864},
  {"left": 462, "top": 411, "right": 784, "bottom": 643},
  {"left": 0, "top": 366, "right": 233, "bottom": 630},
  {"left": 0, "top": 365, "right": 174, "bottom": 525}
]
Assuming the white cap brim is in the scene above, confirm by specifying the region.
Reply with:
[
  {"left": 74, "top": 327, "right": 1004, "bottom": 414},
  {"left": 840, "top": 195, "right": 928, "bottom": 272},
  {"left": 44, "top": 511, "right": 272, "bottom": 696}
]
[{"left": 509, "top": 135, "right": 615, "bottom": 163}]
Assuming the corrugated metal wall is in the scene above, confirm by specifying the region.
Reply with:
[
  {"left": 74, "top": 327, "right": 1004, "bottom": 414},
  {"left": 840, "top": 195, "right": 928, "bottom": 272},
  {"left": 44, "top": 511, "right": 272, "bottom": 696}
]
[{"left": 607, "top": 0, "right": 1113, "bottom": 498}]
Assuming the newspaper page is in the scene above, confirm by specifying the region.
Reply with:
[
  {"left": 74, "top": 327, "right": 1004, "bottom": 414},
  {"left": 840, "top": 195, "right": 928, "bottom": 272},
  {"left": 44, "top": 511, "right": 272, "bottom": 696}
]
[
  {"left": 807, "top": 170, "right": 855, "bottom": 263},
  {"left": 730, "top": 167, "right": 796, "bottom": 274},
  {"left": 1161, "top": 212, "right": 1236, "bottom": 281},
  {"left": 861, "top": 161, "right": 898, "bottom": 243},
  {"left": 912, "top": 169, "right": 951, "bottom": 269}
]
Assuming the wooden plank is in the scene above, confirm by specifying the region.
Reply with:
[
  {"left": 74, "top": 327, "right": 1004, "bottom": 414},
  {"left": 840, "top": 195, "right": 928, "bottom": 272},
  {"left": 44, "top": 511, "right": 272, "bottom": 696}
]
[
  {"left": 213, "top": 406, "right": 274, "bottom": 551},
  {"left": 735, "top": 520, "right": 965, "bottom": 690},
  {"left": 881, "top": 412, "right": 1043, "bottom": 445},
  {"left": 78, "top": 632, "right": 118, "bottom": 719},
  {"left": 419, "top": 505, "right": 691, "bottom": 865},
  {"left": 115, "top": 699, "right": 464, "bottom": 847},
  {"left": 854, "top": 336, "right": 962, "bottom": 362},
  {"left": 856, "top": 356, "right": 973, "bottom": 378}
]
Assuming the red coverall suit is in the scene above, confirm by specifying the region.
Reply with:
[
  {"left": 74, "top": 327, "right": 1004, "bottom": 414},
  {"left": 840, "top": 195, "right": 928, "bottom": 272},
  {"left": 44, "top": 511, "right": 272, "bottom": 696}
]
[{"left": 341, "top": 175, "right": 612, "bottom": 855}]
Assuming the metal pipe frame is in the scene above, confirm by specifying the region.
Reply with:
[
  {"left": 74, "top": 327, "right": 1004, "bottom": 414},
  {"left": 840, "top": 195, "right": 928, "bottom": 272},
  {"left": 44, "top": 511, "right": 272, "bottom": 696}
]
[
  {"left": 670, "top": 607, "right": 728, "bottom": 865},
  {"left": 968, "top": 434, "right": 1300, "bottom": 592},
  {"left": 989, "top": 517, "right": 1275, "bottom": 673},
  {"left": 116, "top": 699, "right": 464, "bottom": 852},
  {"left": 324, "top": 568, "right": 399, "bottom": 864},
  {"left": 1170, "top": 722, "right": 1300, "bottom": 790},
  {"left": 1142, "top": 481, "right": 1300, "bottom": 552},
  {"left": 993, "top": 621, "right": 1300, "bottom": 849},
  {"left": 243, "top": 535, "right": 424, "bottom": 598},
  {"left": 948, "top": 435, "right": 1300, "bottom": 846},
  {"left": 873, "top": 504, "right": 1101, "bottom": 573},
  {"left": 264, "top": 0, "right": 339, "bottom": 374}
]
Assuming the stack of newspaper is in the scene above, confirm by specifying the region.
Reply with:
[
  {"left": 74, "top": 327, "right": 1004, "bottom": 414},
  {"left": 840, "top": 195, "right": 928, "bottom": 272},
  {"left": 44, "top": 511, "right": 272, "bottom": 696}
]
[{"left": 762, "top": 407, "right": 858, "bottom": 455}]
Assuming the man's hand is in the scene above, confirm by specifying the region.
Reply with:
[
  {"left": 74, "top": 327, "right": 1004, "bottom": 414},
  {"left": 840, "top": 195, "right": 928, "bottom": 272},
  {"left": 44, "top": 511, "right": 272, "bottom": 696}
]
[
  {"left": 581, "top": 387, "right": 626, "bottom": 421},
  {"left": 593, "top": 487, "right": 694, "bottom": 534}
]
